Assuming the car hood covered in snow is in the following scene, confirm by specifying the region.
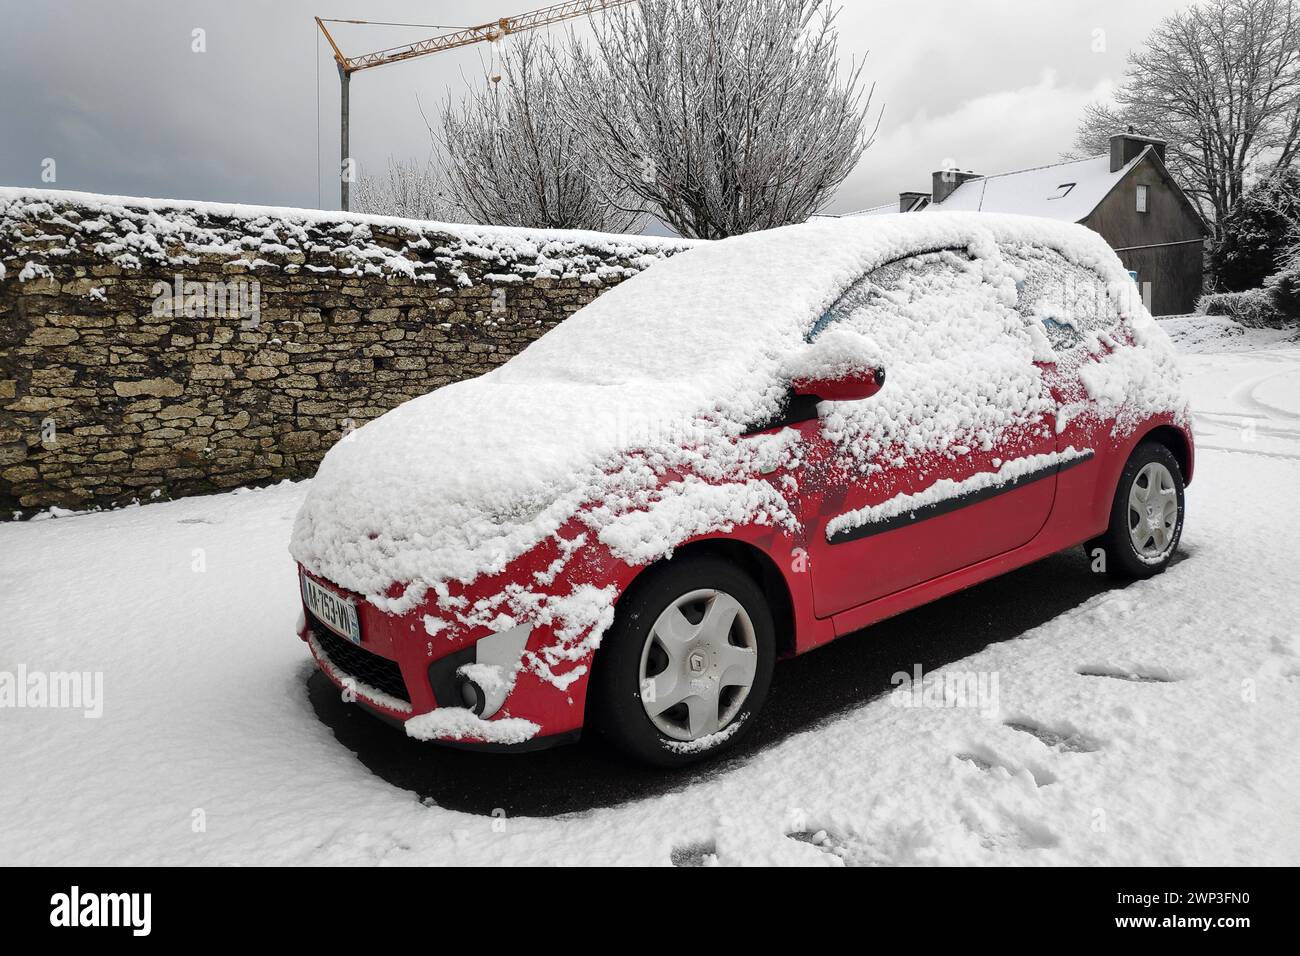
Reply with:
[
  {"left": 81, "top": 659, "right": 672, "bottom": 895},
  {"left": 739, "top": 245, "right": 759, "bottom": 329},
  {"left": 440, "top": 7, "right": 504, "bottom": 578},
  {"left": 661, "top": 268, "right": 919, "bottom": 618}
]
[
  {"left": 290, "top": 212, "right": 1177, "bottom": 608},
  {"left": 290, "top": 375, "right": 717, "bottom": 601}
]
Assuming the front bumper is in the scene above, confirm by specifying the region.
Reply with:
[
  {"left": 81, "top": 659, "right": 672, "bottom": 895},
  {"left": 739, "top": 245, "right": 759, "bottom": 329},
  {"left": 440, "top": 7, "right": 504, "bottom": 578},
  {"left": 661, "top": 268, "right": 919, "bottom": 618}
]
[{"left": 295, "top": 570, "right": 592, "bottom": 749}]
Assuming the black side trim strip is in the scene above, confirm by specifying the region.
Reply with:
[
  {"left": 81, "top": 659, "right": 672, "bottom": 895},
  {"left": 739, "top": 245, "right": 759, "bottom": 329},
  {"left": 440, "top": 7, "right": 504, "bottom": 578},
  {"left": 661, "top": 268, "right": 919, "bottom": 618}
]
[{"left": 827, "top": 451, "right": 1095, "bottom": 545}]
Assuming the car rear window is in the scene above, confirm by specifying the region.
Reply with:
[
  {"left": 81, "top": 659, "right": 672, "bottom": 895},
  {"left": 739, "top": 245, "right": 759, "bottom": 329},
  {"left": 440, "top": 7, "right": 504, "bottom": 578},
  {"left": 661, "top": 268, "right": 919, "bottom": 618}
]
[{"left": 1001, "top": 243, "right": 1120, "bottom": 351}]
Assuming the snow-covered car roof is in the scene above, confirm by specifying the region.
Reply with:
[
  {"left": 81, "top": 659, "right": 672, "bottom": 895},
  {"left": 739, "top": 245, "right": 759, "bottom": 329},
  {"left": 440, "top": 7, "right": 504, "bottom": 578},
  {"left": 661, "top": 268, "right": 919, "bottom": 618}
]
[{"left": 498, "top": 212, "right": 1135, "bottom": 389}]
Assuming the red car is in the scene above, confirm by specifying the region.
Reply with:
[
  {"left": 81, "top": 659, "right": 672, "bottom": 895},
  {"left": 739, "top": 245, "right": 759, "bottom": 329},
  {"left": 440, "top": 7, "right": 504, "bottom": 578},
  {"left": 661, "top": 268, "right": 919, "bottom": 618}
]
[{"left": 291, "top": 213, "right": 1192, "bottom": 766}]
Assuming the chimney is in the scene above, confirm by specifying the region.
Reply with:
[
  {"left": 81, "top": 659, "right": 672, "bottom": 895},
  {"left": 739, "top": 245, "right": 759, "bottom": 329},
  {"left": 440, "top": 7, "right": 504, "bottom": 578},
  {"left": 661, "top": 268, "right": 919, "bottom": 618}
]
[
  {"left": 1110, "top": 131, "right": 1166, "bottom": 172},
  {"left": 931, "top": 169, "right": 982, "bottom": 205},
  {"left": 899, "top": 191, "right": 930, "bottom": 213}
]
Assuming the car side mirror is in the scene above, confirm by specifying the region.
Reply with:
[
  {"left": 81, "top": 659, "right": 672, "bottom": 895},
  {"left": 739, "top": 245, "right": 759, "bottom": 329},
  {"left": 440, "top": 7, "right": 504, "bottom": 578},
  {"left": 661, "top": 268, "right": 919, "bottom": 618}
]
[{"left": 791, "top": 367, "right": 886, "bottom": 402}]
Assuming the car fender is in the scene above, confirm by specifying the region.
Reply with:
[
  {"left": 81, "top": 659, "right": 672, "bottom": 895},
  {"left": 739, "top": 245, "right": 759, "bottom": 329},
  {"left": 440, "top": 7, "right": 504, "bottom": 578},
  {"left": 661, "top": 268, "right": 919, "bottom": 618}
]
[
  {"left": 601, "top": 522, "right": 832, "bottom": 659},
  {"left": 1067, "top": 414, "right": 1195, "bottom": 542}
]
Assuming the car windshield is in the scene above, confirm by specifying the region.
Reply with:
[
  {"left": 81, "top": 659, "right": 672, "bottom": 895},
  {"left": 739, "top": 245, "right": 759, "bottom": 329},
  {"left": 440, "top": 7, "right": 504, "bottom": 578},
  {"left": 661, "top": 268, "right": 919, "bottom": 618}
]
[{"left": 496, "top": 263, "right": 819, "bottom": 390}]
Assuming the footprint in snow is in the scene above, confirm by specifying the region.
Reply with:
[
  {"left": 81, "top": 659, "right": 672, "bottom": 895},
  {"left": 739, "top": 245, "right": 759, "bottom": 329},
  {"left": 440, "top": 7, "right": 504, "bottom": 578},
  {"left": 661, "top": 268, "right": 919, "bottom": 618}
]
[
  {"left": 1003, "top": 719, "right": 1101, "bottom": 754},
  {"left": 951, "top": 750, "right": 1064, "bottom": 849},
  {"left": 1076, "top": 664, "right": 1179, "bottom": 683},
  {"left": 1269, "top": 634, "right": 1298, "bottom": 656},
  {"left": 955, "top": 745, "right": 1057, "bottom": 788},
  {"left": 960, "top": 808, "right": 1061, "bottom": 852},
  {"left": 787, "top": 829, "right": 850, "bottom": 861},
  {"left": 670, "top": 840, "right": 718, "bottom": 867}
]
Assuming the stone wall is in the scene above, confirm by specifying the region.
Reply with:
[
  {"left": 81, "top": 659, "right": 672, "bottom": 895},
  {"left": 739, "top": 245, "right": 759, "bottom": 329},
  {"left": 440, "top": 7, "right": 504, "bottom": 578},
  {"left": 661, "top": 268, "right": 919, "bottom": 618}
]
[{"left": 0, "top": 188, "right": 691, "bottom": 514}]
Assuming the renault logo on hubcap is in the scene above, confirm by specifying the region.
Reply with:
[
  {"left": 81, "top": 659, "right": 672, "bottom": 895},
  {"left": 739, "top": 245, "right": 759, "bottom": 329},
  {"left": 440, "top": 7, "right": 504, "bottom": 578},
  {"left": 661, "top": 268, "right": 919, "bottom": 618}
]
[{"left": 687, "top": 650, "right": 707, "bottom": 674}]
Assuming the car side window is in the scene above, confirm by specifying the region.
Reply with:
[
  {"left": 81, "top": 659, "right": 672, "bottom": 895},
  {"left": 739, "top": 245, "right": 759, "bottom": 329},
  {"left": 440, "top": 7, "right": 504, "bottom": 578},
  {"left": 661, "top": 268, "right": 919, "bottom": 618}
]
[
  {"left": 807, "top": 248, "right": 979, "bottom": 342},
  {"left": 1002, "top": 244, "right": 1120, "bottom": 352}
]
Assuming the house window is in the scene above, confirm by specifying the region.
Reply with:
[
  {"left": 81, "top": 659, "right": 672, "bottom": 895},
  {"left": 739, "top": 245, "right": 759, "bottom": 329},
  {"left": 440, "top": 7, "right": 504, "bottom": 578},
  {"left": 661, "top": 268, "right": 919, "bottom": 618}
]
[
  {"left": 1136, "top": 184, "right": 1150, "bottom": 213},
  {"left": 1047, "top": 183, "right": 1076, "bottom": 201}
]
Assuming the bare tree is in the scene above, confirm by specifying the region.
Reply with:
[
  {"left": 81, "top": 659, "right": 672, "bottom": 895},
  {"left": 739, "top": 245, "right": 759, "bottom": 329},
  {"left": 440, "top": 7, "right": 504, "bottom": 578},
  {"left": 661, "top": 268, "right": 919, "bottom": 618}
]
[
  {"left": 438, "top": 35, "right": 640, "bottom": 232},
  {"left": 1071, "top": 0, "right": 1300, "bottom": 232},
  {"left": 559, "top": 0, "right": 879, "bottom": 239},
  {"left": 353, "top": 156, "right": 452, "bottom": 222}
]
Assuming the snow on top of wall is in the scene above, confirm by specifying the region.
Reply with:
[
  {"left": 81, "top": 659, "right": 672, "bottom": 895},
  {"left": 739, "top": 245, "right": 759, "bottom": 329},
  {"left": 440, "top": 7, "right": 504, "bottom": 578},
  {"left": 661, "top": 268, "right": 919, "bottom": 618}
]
[
  {"left": 290, "top": 211, "right": 1174, "bottom": 611},
  {"left": 0, "top": 186, "right": 694, "bottom": 284},
  {"left": 930, "top": 150, "right": 1145, "bottom": 222}
]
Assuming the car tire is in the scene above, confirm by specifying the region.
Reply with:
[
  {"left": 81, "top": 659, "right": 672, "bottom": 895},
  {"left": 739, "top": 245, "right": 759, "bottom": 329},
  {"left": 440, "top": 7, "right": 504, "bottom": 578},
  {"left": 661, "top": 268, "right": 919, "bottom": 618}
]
[
  {"left": 1087, "top": 440, "right": 1186, "bottom": 580},
  {"left": 588, "top": 555, "right": 775, "bottom": 768}
]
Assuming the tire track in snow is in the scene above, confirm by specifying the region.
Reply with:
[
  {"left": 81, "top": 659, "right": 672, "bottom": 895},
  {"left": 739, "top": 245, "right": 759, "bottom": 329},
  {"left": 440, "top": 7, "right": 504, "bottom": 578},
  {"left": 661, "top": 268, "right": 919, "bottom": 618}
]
[{"left": 1228, "top": 368, "right": 1300, "bottom": 422}]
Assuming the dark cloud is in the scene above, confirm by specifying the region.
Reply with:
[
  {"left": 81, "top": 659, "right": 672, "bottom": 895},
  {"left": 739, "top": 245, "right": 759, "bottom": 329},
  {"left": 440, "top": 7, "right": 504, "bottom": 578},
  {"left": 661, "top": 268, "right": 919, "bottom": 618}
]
[{"left": 0, "top": 0, "right": 1195, "bottom": 221}]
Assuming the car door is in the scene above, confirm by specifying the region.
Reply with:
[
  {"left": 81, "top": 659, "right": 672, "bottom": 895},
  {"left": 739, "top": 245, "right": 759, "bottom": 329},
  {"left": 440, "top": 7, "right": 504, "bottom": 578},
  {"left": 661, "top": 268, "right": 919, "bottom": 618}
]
[{"left": 800, "top": 248, "right": 1060, "bottom": 619}]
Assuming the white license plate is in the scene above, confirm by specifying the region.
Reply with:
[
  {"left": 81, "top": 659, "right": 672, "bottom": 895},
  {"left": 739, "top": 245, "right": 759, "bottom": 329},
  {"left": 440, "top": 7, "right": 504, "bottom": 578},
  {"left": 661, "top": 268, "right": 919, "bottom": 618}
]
[{"left": 300, "top": 573, "right": 361, "bottom": 645}]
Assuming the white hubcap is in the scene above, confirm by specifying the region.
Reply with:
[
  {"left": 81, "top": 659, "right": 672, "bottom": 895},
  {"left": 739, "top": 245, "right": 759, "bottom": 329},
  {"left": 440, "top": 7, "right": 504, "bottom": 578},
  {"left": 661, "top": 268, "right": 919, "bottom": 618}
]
[
  {"left": 1128, "top": 461, "right": 1179, "bottom": 562},
  {"left": 638, "top": 588, "right": 758, "bottom": 741}
]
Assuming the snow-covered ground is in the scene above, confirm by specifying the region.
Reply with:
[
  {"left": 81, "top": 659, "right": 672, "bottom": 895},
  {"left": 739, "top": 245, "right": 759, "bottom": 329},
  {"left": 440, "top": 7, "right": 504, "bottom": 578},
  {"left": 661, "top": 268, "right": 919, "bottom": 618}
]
[{"left": 2, "top": 316, "right": 1298, "bottom": 865}]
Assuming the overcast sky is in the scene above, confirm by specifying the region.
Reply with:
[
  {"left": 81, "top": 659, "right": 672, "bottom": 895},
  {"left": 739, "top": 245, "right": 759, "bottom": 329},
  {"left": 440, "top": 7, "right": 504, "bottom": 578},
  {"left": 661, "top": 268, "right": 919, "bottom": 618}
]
[{"left": 0, "top": 0, "right": 1196, "bottom": 227}]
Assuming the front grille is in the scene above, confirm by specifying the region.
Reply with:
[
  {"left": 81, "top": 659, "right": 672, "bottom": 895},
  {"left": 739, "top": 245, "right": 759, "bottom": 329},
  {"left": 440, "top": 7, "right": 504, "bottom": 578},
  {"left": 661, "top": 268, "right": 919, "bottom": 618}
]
[{"left": 309, "top": 617, "right": 410, "bottom": 704}]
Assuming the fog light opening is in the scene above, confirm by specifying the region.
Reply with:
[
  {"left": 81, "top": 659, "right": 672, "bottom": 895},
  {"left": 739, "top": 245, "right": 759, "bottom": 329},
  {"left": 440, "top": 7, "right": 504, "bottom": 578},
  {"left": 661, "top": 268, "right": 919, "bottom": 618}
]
[{"left": 459, "top": 677, "right": 486, "bottom": 716}]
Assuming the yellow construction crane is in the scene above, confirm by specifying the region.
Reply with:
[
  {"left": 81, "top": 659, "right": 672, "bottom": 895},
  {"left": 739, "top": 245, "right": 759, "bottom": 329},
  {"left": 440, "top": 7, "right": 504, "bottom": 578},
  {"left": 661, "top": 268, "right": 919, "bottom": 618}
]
[{"left": 316, "top": 0, "right": 635, "bottom": 210}]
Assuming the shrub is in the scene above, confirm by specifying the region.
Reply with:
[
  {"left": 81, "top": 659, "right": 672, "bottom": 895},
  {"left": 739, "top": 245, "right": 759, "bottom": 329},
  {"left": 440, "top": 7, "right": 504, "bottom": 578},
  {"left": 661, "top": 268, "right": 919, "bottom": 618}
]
[{"left": 1197, "top": 288, "right": 1281, "bottom": 325}]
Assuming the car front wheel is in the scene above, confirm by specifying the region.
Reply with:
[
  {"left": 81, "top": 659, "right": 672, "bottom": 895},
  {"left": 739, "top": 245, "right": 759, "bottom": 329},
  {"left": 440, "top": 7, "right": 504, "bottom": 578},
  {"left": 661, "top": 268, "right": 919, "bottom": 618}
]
[
  {"left": 1088, "top": 439, "right": 1186, "bottom": 579},
  {"left": 589, "top": 556, "right": 775, "bottom": 768}
]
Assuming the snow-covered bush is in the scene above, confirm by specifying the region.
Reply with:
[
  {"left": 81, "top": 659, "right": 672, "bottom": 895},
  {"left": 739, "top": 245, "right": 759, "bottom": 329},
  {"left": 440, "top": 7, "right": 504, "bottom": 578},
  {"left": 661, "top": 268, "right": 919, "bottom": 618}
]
[
  {"left": 353, "top": 156, "right": 452, "bottom": 222},
  {"left": 1198, "top": 288, "right": 1281, "bottom": 325},
  {"left": 1201, "top": 239, "right": 1300, "bottom": 325}
]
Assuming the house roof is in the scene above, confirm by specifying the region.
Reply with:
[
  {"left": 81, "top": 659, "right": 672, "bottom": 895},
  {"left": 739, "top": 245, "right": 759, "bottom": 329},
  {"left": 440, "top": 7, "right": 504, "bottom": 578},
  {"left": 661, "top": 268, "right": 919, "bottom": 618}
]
[
  {"left": 821, "top": 194, "right": 930, "bottom": 219},
  {"left": 930, "top": 150, "right": 1146, "bottom": 222},
  {"left": 850, "top": 201, "right": 902, "bottom": 217},
  {"left": 812, "top": 200, "right": 899, "bottom": 219}
]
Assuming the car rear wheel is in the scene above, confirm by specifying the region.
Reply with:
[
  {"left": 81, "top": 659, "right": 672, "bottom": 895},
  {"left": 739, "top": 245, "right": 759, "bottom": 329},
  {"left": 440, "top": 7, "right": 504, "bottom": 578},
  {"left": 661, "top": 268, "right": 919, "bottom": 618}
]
[
  {"left": 1088, "top": 440, "right": 1185, "bottom": 580},
  {"left": 589, "top": 556, "right": 775, "bottom": 768}
]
